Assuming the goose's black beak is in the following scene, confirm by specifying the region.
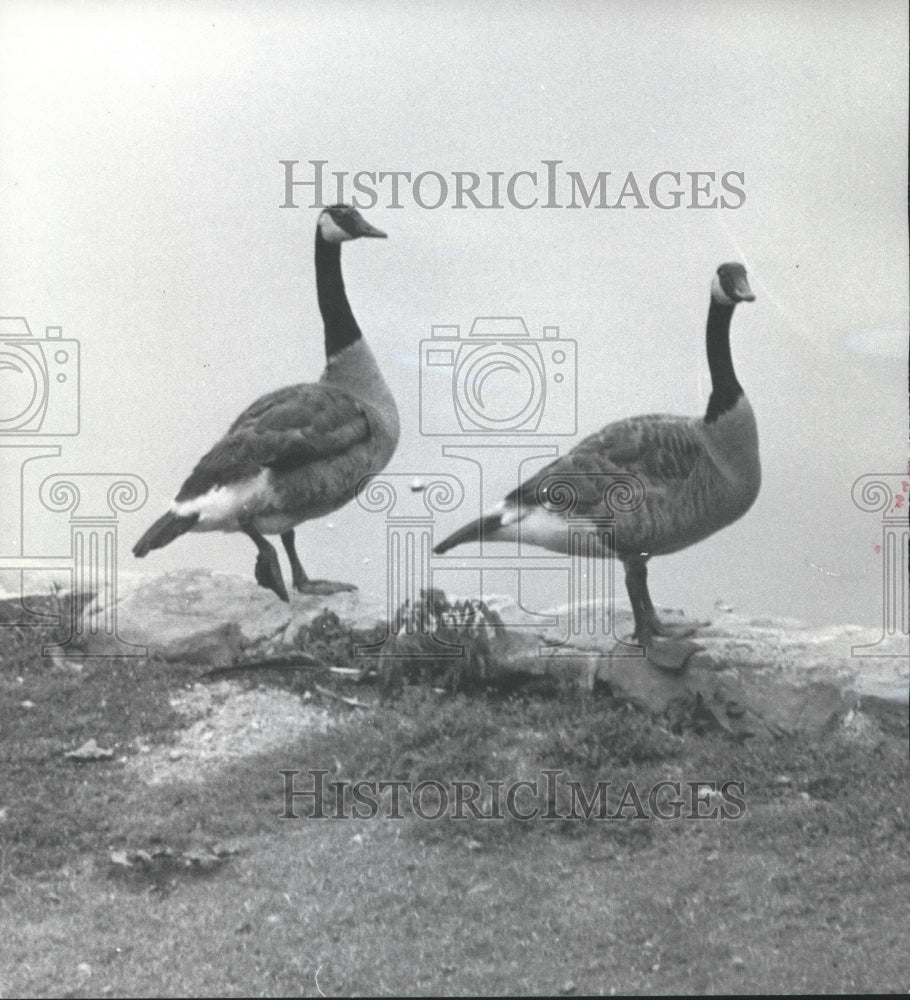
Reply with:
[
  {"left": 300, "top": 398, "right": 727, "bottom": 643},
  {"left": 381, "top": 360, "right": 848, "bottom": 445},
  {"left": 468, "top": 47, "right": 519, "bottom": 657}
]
[
  {"left": 732, "top": 274, "right": 756, "bottom": 303},
  {"left": 355, "top": 218, "right": 387, "bottom": 239}
]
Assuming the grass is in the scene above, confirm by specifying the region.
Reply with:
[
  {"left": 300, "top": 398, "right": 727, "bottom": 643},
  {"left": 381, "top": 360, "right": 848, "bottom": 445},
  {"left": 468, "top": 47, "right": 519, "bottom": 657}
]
[{"left": 1, "top": 591, "right": 909, "bottom": 995}]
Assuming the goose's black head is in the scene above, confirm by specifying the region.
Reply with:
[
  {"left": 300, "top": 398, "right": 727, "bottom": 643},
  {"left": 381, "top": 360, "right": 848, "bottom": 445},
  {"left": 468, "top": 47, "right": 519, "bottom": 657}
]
[
  {"left": 711, "top": 262, "right": 755, "bottom": 305},
  {"left": 317, "top": 204, "right": 387, "bottom": 244}
]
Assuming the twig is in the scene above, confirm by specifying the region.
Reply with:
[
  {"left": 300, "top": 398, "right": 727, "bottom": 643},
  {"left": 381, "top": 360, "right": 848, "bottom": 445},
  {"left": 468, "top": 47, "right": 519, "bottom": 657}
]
[
  {"left": 313, "top": 683, "right": 371, "bottom": 709},
  {"left": 201, "top": 653, "right": 324, "bottom": 680},
  {"left": 328, "top": 666, "right": 363, "bottom": 678}
]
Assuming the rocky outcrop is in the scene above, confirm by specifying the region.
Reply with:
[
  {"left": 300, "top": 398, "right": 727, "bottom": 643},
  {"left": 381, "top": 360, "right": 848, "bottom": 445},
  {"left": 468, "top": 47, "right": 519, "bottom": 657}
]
[
  {"left": 72, "top": 569, "right": 907, "bottom": 738},
  {"left": 488, "top": 599, "right": 908, "bottom": 737},
  {"left": 76, "top": 568, "right": 387, "bottom": 666}
]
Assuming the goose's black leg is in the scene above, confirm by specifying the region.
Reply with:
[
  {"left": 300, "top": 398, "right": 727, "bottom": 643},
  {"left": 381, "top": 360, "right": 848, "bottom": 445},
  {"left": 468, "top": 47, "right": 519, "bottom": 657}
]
[
  {"left": 281, "top": 530, "right": 308, "bottom": 592},
  {"left": 242, "top": 523, "right": 289, "bottom": 602},
  {"left": 280, "top": 529, "right": 357, "bottom": 596},
  {"left": 624, "top": 555, "right": 652, "bottom": 642},
  {"left": 623, "top": 556, "right": 702, "bottom": 670}
]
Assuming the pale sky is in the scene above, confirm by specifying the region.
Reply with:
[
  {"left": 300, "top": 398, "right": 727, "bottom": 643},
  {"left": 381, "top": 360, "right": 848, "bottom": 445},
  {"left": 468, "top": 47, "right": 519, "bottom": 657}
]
[{"left": 1, "top": 0, "right": 907, "bottom": 628}]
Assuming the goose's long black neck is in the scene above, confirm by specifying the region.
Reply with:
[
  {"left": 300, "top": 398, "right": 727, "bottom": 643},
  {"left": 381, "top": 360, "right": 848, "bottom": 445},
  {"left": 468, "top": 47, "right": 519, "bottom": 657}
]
[
  {"left": 704, "top": 298, "right": 743, "bottom": 424},
  {"left": 315, "top": 231, "right": 362, "bottom": 359}
]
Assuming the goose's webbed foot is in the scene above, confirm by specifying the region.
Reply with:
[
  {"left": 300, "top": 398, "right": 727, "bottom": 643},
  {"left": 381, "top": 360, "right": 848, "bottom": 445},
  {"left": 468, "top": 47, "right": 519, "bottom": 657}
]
[
  {"left": 641, "top": 615, "right": 709, "bottom": 640},
  {"left": 279, "top": 530, "right": 357, "bottom": 595},
  {"left": 634, "top": 630, "right": 703, "bottom": 671}
]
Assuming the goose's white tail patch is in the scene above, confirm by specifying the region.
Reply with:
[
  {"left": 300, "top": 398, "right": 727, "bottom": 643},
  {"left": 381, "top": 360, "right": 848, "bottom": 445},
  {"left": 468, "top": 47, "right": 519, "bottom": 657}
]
[
  {"left": 711, "top": 273, "right": 734, "bottom": 305},
  {"left": 171, "top": 470, "right": 271, "bottom": 532},
  {"left": 513, "top": 507, "right": 578, "bottom": 551},
  {"left": 489, "top": 504, "right": 575, "bottom": 553}
]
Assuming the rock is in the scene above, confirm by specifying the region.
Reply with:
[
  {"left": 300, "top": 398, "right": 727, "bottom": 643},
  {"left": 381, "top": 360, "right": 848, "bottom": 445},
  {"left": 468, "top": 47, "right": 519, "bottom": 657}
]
[
  {"left": 77, "top": 568, "right": 387, "bottom": 666},
  {"left": 488, "top": 598, "right": 907, "bottom": 738},
  {"left": 72, "top": 570, "right": 907, "bottom": 738}
]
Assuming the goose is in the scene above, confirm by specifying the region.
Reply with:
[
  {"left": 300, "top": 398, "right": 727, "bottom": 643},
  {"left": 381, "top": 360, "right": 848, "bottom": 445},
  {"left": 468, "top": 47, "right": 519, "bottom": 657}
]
[
  {"left": 133, "top": 204, "right": 399, "bottom": 601},
  {"left": 433, "top": 262, "right": 759, "bottom": 668}
]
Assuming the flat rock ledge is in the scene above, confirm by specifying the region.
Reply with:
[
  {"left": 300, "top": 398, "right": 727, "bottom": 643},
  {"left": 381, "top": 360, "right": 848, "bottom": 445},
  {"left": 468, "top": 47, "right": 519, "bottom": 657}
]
[
  {"left": 74, "top": 568, "right": 907, "bottom": 739},
  {"left": 75, "top": 568, "right": 387, "bottom": 665}
]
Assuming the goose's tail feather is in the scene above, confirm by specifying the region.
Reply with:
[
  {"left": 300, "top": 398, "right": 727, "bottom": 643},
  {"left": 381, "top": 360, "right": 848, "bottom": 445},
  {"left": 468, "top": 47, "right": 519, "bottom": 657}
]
[
  {"left": 133, "top": 511, "right": 199, "bottom": 557},
  {"left": 433, "top": 512, "right": 503, "bottom": 555}
]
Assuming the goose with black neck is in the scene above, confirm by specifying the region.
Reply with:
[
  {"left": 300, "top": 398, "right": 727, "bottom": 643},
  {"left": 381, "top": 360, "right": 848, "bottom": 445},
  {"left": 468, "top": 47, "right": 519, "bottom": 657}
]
[
  {"left": 133, "top": 205, "right": 399, "bottom": 602},
  {"left": 434, "top": 262, "right": 760, "bottom": 670}
]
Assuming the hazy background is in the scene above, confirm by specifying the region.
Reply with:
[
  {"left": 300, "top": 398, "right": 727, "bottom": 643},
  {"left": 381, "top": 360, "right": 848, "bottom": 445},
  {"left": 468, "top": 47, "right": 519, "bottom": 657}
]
[{"left": 1, "top": 0, "right": 907, "bottom": 629}]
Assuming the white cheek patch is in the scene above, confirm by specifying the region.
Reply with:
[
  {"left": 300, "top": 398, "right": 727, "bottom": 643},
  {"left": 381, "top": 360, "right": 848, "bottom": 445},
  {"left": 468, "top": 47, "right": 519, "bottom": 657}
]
[
  {"left": 711, "top": 273, "right": 734, "bottom": 305},
  {"left": 319, "top": 214, "right": 353, "bottom": 243}
]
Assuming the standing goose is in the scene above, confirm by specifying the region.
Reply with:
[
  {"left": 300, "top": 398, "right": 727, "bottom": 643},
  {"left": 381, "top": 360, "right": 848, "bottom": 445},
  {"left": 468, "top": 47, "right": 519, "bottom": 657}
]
[
  {"left": 434, "top": 262, "right": 759, "bottom": 667},
  {"left": 133, "top": 204, "right": 399, "bottom": 601}
]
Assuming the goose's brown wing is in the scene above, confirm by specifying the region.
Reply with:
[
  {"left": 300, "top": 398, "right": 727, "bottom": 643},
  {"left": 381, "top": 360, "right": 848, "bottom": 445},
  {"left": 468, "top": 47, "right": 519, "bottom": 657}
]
[
  {"left": 506, "top": 414, "right": 704, "bottom": 516},
  {"left": 175, "top": 384, "right": 371, "bottom": 501}
]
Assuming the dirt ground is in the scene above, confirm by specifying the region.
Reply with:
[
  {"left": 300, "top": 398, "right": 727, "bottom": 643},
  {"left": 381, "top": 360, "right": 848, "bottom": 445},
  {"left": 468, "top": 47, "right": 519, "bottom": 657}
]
[{"left": 1, "top": 597, "right": 909, "bottom": 997}]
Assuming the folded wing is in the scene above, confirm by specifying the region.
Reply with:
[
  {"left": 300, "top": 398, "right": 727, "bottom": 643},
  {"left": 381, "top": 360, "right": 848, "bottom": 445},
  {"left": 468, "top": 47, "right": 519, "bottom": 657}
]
[{"left": 175, "top": 383, "right": 372, "bottom": 502}]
